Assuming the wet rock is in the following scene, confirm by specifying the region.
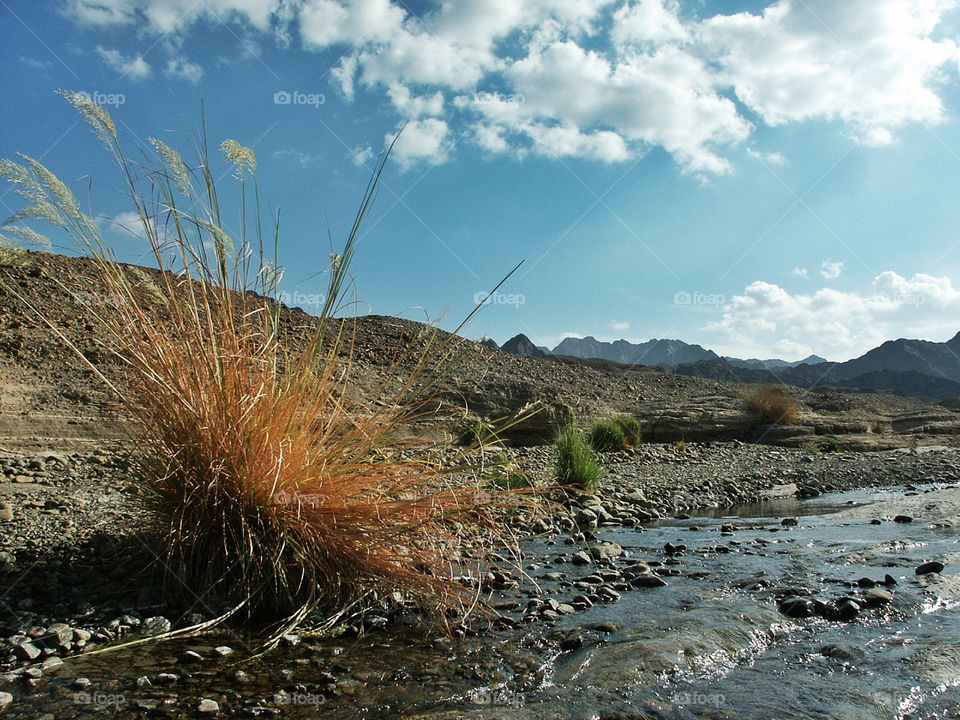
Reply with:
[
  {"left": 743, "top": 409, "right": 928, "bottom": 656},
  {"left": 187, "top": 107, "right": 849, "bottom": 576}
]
[
  {"left": 779, "top": 597, "right": 815, "bottom": 618},
  {"left": 0, "top": 692, "right": 11, "bottom": 712},
  {"left": 574, "top": 508, "right": 598, "bottom": 528},
  {"left": 198, "top": 698, "right": 220, "bottom": 716},
  {"left": 856, "top": 577, "right": 876, "bottom": 588},
  {"left": 820, "top": 644, "right": 864, "bottom": 661},
  {"left": 781, "top": 517, "right": 798, "bottom": 526},
  {"left": 862, "top": 588, "right": 893, "bottom": 607},
  {"left": 13, "top": 642, "right": 40, "bottom": 662},
  {"left": 142, "top": 616, "right": 171, "bottom": 636},
  {"left": 916, "top": 561, "right": 944, "bottom": 575},
  {"left": 884, "top": 574, "right": 897, "bottom": 585},
  {"left": 630, "top": 574, "right": 667, "bottom": 588},
  {"left": 834, "top": 598, "right": 861, "bottom": 621},
  {"left": 182, "top": 650, "right": 204, "bottom": 663},
  {"left": 894, "top": 514, "right": 913, "bottom": 523},
  {"left": 560, "top": 633, "right": 583, "bottom": 651},
  {"left": 571, "top": 551, "right": 592, "bottom": 566},
  {"left": 214, "top": 645, "right": 234, "bottom": 657},
  {"left": 589, "top": 542, "right": 623, "bottom": 561}
]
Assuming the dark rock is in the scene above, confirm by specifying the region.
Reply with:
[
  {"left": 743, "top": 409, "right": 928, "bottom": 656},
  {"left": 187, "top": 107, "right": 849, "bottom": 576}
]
[
  {"left": 560, "top": 633, "right": 583, "bottom": 651},
  {"left": 779, "top": 597, "right": 815, "bottom": 618},
  {"left": 834, "top": 598, "right": 861, "bottom": 621},
  {"left": 13, "top": 642, "right": 40, "bottom": 662},
  {"left": 894, "top": 514, "right": 913, "bottom": 523},
  {"left": 861, "top": 588, "right": 893, "bottom": 607},
  {"left": 916, "top": 561, "right": 945, "bottom": 575},
  {"left": 781, "top": 517, "right": 799, "bottom": 526},
  {"left": 630, "top": 574, "right": 667, "bottom": 588}
]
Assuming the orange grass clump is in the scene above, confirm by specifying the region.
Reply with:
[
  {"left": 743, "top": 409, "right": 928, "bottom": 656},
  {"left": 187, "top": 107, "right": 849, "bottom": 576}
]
[
  {"left": 0, "top": 92, "right": 503, "bottom": 641},
  {"left": 742, "top": 384, "right": 800, "bottom": 425}
]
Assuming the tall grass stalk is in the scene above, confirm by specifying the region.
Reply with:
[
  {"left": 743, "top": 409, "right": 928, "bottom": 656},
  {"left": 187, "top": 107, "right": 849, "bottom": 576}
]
[{"left": 0, "top": 92, "right": 502, "bottom": 643}]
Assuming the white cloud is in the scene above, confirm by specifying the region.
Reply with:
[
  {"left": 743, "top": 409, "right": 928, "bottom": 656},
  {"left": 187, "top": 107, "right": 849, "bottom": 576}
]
[
  {"left": 791, "top": 267, "right": 809, "bottom": 279},
  {"left": 612, "top": 320, "right": 631, "bottom": 331},
  {"left": 820, "top": 260, "right": 845, "bottom": 279},
  {"left": 102, "top": 210, "right": 151, "bottom": 241},
  {"left": 67, "top": 0, "right": 960, "bottom": 171},
  {"left": 389, "top": 118, "right": 452, "bottom": 169},
  {"left": 95, "top": 45, "right": 150, "bottom": 80},
  {"left": 351, "top": 145, "right": 374, "bottom": 166},
  {"left": 611, "top": 0, "right": 689, "bottom": 46},
  {"left": 700, "top": 0, "right": 958, "bottom": 144},
  {"left": 165, "top": 57, "right": 204, "bottom": 83},
  {"left": 706, "top": 271, "right": 960, "bottom": 360},
  {"left": 387, "top": 83, "right": 444, "bottom": 120},
  {"left": 271, "top": 148, "right": 321, "bottom": 167}
]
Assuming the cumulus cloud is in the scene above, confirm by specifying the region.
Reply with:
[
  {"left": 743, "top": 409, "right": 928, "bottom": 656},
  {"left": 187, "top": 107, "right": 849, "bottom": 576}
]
[
  {"left": 706, "top": 271, "right": 960, "bottom": 360},
  {"left": 389, "top": 118, "right": 452, "bottom": 169},
  {"left": 165, "top": 57, "right": 203, "bottom": 83},
  {"left": 95, "top": 45, "right": 150, "bottom": 79},
  {"left": 820, "top": 260, "right": 845, "bottom": 279},
  {"left": 791, "top": 267, "right": 809, "bottom": 279},
  {"left": 67, "top": 0, "right": 960, "bottom": 170}
]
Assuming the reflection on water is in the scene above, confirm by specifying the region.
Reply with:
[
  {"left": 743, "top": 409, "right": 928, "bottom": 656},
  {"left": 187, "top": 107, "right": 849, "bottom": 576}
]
[{"left": 13, "top": 483, "right": 960, "bottom": 719}]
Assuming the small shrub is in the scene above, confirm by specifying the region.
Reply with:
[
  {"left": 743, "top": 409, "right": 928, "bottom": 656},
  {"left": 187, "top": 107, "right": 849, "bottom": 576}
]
[
  {"left": 800, "top": 438, "right": 821, "bottom": 453},
  {"left": 554, "top": 422, "right": 603, "bottom": 491},
  {"left": 673, "top": 438, "right": 687, "bottom": 453},
  {"left": 457, "top": 418, "right": 501, "bottom": 447},
  {"left": 484, "top": 451, "right": 531, "bottom": 490},
  {"left": 613, "top": 414, "right": 642, "bottom": 447},
  {"left": 742, "top": 385, "right": 800, "bottom": 425},
  {"left": 588, "top": 418, "right": 628, "bottom": 452}
]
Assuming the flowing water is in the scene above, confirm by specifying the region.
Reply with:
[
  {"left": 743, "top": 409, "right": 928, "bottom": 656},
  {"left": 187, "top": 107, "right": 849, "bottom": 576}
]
[{"left": 18, "top": 483, "right": 960, "bottom": 719}]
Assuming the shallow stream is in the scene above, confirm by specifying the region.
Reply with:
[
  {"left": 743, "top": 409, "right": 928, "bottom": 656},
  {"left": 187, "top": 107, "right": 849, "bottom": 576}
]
[{"left": 18, "top": 482, "right": 960, "bottom": 719}]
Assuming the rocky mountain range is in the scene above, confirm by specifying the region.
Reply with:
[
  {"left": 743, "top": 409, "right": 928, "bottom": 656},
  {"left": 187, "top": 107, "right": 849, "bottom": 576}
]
[{"left": 490, "top": 331, "right": 960, "bottom": 401}]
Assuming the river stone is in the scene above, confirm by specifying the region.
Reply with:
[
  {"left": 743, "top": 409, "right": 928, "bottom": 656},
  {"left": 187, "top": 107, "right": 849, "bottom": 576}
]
[
  {"left": 13, "top": 642, "right": 40, "bottom": 661},
  {"left": 630, "top": 574, "right": 667, "bottom": 588},
  {"left": 142, "top": 617, "right": 171, "bottom": 636},
  {"left": 781, "top": 517, "right": 798, "bottom": 526},
  {"left": 779, "top": 597, "right": 815, "bottom": 618},
  {"left": 916, "top": 561, "right": 945, "bottom": 575},
  {"left": 589, "top": 542, "right": 623, "bottom": 561},
  {"left": 834, "top": 598, "right": 861, "bottom": 621},
  {"left": 0, "top": 692, "right": 11, "bottom": 711},
  {"left": 821, "top": 644, "right": 864, "bottom": 661},
  {"left": 862, "top": 588, "right": 893, "bottom": 607},
  {"left": 0, "top": 503, "right": 12, "bottom": 522},
  {"left": 574, "top": 509, "right": 598, "bottom": 528},
  {"left": 198, "top": 698, "right": 220, "bottom": 716},
  {"left": 571, "top": 551, "right": 592, "bottom": 566},
  {"left": 894, "top": 514, "right": 913, "bottom": 523}
]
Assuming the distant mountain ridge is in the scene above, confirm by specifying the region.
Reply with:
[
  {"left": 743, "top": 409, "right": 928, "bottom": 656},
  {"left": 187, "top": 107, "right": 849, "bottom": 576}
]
[
  {"left": 673, "top": 331, "right": 960, "bottom": 400},
  {"left": 551, "top": 335, "right": 718, "bottom": 367},
  {"left": 491, "top": 330, "right": 960, "bottom": 400}
]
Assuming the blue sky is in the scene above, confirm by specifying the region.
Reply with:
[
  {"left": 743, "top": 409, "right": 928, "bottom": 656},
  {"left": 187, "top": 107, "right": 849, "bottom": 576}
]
[{"left": 3, "top": 0, "right": 960, "bottom": 361}]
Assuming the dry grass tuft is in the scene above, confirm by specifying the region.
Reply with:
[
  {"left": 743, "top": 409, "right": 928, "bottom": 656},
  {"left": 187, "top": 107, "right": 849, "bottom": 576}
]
[
  {"left": 742, "top": 385, "right": 800, "bottom": 425},
  {"left": 0, "top": 91, "right": 507, "bottom": 643}
]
